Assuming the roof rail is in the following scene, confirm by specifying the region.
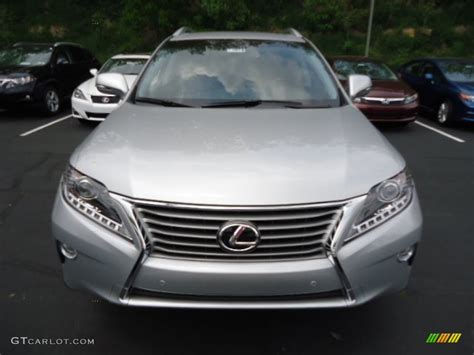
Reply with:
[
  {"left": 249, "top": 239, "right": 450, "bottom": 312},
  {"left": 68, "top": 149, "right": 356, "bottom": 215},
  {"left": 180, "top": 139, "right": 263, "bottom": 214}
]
[
  {"left": 286, "top": 28, "right": 303, "bottom": 38},
  {"left": 173, "top": 27, "right": 192, "bottom": 36},
  {"left": 13, "top": 42, "right": 53, "bottom": 47}
]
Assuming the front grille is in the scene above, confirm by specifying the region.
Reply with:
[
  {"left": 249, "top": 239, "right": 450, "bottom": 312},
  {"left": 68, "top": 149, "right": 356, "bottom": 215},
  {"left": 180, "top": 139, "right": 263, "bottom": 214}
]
[
  {"left": 85, "top": 111, "right": 109, "bottom": 119},
  {"left": 362, "top": 97, "right": 405, "bottom": 106},
  {"left": 91, "top": 95, "right": 120, "bottom": 104},
  {"left": 134, "top": 201, "right": 344, "bottom": 261}
]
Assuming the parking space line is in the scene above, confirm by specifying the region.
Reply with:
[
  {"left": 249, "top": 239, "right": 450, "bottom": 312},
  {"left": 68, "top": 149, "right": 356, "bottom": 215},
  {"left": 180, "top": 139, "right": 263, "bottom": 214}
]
[
  {"left": 414, "top": 120, "right": 465, "bottom": 143},
  {"left": 19, "top": 114, "right": 72, "bottom": 137}
]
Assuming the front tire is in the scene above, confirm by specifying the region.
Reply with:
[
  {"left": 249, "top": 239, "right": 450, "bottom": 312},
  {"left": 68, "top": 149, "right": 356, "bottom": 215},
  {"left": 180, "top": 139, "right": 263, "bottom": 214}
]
[
  {"left": 42, "top": 87, "right": 61, "bottom": 116},
  {"left": 437, "top": 100, "right": 453, "bottom": 126}
]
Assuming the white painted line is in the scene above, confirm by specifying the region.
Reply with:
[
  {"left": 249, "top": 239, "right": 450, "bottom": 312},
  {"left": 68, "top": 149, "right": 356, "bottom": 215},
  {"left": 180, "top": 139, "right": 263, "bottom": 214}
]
[
  {"left": 414, "top": 120, "right": 465, "bottom": 143},
  {"left": 19, "top": 115, "right": 72, "bottom": 137}
]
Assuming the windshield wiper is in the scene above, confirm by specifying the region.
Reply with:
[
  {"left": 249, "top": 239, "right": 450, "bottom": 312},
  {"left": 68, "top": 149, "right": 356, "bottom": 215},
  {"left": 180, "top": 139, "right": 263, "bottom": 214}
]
[
  {"left": 285, "top": 104, "right": 333, "bottom": 109},
  {"left": 135, "top": 97, "right": 192, "bottom": 107},
  {"left": 202, "top": 100, "right": 334, "bottom": 108},
  {"left": 202, "top": 100, "right": 304, "bottom": 108}
]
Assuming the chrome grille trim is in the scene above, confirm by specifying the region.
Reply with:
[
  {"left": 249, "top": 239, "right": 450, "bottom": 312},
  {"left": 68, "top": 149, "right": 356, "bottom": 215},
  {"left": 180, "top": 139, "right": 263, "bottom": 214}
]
[
  {"left": 362, "top": 97, "right": 405, "bottom": 105},
  {"left": 131, "top": 200, "right": 346, "bottom": 261}
]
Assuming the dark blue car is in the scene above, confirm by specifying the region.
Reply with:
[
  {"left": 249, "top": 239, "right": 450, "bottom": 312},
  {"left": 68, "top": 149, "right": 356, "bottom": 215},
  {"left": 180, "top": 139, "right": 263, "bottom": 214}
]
[{"left": 399, "top": 58, "right": 474, "bottom": 125}]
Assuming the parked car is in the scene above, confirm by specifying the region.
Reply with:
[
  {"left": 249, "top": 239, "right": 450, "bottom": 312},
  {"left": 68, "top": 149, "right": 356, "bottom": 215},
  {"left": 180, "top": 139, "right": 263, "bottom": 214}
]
[
  {"left": 52, "top": 28, "right": 422, "bottom": 309},
  {"left": 0, "top": 42, "right": 100, "bottom": 115},
  {"left": 399, "top": 58, "right": 474, "bottom": 125},
  {"left": 328, "top": 56, "right": 419, "bottom": 125},
  {"left": 72, "top": 54, "right": 150, "bottom": 123}
]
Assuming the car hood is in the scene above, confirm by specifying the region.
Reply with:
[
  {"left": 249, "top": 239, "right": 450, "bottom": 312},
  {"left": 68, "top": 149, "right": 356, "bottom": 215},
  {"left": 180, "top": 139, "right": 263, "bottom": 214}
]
[
  {"left": 71, "top": 103, "right": 405, "bottom": 205},
  {"left": 454, "top": 81, "right": 474, "bottom": 94},
  {"left": 0, "top": 65, "right": 43, "bottom": 76},
  {"left": 78, "top": 75, "right": 138, "bottom": 96},
  {"left": 366, "top": 80, "right": 414, "bottom": 98}
]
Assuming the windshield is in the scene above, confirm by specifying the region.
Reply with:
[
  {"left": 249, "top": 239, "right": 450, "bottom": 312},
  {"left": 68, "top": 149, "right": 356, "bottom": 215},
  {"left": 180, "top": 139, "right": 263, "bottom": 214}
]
[
  {"left": 0, "top": 46, "right": 52, "bottom": 66},
  {"left": 333, "top": 60, "right": 397, "bottom": 81},
  {"left": 100, "top": 58, "right": 147, "bottom": 75},
  {"left": 438, "top": 61, "right": 474, "bottom": 83},
  {"left": 135, "top": 39, "right": 341, "bottom": 107}
]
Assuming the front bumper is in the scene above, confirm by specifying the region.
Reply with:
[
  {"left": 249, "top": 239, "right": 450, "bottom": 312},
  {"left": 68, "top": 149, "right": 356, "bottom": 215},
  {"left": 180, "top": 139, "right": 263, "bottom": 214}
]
[
  {"left": 51, "top": 191, "right": 422, "bottom": 309},
  {"left": 71, "top": 96, "right": 118, "bottom": 121},
  {"left": 356, "top": 101, "right": 418, "bottom": 122},
  {"left": 457, "top": 101, "right": 474, "bottom": 122},
  {"left": 0, "top": 85, "right": 36, "bottom": 108}
]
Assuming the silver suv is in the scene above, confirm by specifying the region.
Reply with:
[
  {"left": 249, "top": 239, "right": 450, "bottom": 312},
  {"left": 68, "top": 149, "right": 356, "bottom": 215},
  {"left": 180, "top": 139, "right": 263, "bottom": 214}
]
[{"left": 52, "top": 28, "right": 422, "bottom": 308}]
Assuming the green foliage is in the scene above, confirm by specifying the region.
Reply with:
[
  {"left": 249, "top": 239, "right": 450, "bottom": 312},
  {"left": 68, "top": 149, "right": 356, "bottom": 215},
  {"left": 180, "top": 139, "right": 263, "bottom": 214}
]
[{"left": 0, "top": 0, "right": 472, "bottom": 66}]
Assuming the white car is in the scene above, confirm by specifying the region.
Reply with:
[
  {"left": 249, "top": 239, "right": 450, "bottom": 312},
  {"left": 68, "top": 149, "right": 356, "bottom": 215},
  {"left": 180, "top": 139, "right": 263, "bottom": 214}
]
[{"left": 72, "top": 54, "right": 149, "bottom": 122}]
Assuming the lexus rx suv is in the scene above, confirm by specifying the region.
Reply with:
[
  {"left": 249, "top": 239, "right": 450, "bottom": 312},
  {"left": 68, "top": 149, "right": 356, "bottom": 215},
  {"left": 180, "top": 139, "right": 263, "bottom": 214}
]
[
  {"left": 52, "top": 28, "right": 422, "bottom": 309},
  {"left": 0, "top": 42, "right": 100, "bottom": 115}
]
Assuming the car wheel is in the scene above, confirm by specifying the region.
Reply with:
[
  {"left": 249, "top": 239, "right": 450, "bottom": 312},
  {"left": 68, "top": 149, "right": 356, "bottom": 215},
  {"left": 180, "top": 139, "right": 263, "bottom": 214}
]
[
  {"left": 437, "top": 100, "right": 453, "bottom": 126},
  {"left": 43, "top": 87, "right": 61, "bottom": 115},
  {"left": 399, "top": 121, "right": 412, "bottom": 127}
]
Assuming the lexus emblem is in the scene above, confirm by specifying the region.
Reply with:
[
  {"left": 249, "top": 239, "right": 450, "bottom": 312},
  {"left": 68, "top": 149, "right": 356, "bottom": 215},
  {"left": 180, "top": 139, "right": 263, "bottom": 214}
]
[
  {"left": 217, "top": 221, "right": 260, "bottom": 253},
  {"left": 102, "top": 97, "right": 110, "bottom": 103}
]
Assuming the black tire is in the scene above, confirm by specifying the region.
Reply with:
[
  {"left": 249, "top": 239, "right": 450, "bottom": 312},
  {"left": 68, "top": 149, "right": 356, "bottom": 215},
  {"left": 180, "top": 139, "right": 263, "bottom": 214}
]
[
  {"left": 398, "top": 121, "right": 412, "bottom": 127},
  {"left": 436, "top": 100, "right": 454, "bottom": 126},
  {"left": 42, "top": 86, "right": 61, "bottom": 116}
]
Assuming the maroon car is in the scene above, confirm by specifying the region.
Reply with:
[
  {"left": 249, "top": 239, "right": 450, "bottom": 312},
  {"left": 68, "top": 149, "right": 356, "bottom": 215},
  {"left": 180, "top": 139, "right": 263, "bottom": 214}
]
[{"left": 329, "top": 56, "right": 419, "bottom": 124}]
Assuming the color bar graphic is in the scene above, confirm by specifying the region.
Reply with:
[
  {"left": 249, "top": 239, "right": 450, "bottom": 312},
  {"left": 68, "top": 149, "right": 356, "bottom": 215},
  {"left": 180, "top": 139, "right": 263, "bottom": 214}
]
[{"left": 426, "top": 333, "right": 462, "bottom": 344}]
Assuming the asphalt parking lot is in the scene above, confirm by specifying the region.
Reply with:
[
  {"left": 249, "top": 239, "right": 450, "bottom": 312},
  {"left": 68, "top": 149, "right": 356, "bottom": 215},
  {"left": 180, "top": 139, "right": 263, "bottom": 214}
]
[{"left": 0, "top": 109, "right": 473, "bottom": 355}]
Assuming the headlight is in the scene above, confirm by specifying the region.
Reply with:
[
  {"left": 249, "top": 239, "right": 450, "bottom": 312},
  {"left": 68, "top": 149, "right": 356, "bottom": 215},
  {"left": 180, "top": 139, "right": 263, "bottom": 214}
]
[
  {"left": 73, "top": 88, "right": 87, "bottom": 100},
  {"left": 5, "top": 74, "right": 36, "bottom": 88},
  {"left": 345, "top": 169, "right": 414, "bottom": 242},
  {"left": 404, "top": 93, "right": 418, "bottom": 104},
  {"left": 62, "top": 165, "right": 132, "bottom": 240},
  {"left": 460, "top": 92, "right": 474, "bottom": 102}
]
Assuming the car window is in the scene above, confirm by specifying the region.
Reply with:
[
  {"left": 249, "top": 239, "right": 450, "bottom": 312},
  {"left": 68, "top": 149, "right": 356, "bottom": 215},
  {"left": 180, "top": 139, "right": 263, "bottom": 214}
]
[
  {"left": 422, "top": 63, "right": 443, "bottom": 81},
  {"left": 437, "top": 61, "right": 474, "bottom": 83},
  {"left": 55, "top": 48, "right": 71, "bottom": 65},
  {"left": 0, "top": 46, "right": 53, "bottom": 66},
  {"left": 135, "top": 39, "right": 341, "bottom": 107},
  {"left": 404, "top": 62, "right": 424, "bottom": 78},
  {"left": 333, "top": 60, "right": 397, "bottom": 80},
  {"left": 100, "top": 58, "right": 147, "bottom": 75},
  {"left": 68, "top": 46, "right": 87, "bottom": 63}
]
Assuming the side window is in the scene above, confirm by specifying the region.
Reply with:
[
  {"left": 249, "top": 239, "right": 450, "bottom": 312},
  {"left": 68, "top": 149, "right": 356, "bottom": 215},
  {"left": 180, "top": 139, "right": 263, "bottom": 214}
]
[
  {"left": 405, "top": 62, "right": 424, "bottom": 78},
  {"left": 68, "top": 46, "right": 87, "bottom": 63},
  {"left": 54, "top": 48, "right": 71, "bottom": 65},
  {"left": 422, "top": 63, "right": 442, "bottom": 82}
]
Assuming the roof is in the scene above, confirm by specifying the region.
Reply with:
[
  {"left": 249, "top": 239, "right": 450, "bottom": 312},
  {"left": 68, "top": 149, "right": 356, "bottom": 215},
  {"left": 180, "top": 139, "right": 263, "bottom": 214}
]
[
  {"left": 417, "top": 57, "right": 474, "bottom": 64},
  {"left": 13, "top": 41, "right": 82, "bottom": 48},
  {"left": 111, "top": 53, "right": 151, "bottom": 60},
  {"left": 170, "top": 31, "right": 305, "bottom": 43}
]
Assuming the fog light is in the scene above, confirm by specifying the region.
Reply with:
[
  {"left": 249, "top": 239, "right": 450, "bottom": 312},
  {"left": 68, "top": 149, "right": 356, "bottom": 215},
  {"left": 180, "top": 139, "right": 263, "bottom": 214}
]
[
  {"left": 60, "top": 243, "right": 78, "bottom": 260},
  {"left": 397, "top": 245, "right": 416, "bottom": 263}
]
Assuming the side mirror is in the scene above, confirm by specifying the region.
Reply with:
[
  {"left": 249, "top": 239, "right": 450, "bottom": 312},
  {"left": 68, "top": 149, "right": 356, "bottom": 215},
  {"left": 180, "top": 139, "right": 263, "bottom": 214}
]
[
  {"left": 90, "top": 68, "right": 98, "bottom": 76},
  {"left": 348, "top": 74, "right": 372, "bottom": 99},
  {"left": 96, "top": 73, "right": 129, "bottom": 98},
  {"left": 424, "top": 73, "right": 434, "bottom": 82}
]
